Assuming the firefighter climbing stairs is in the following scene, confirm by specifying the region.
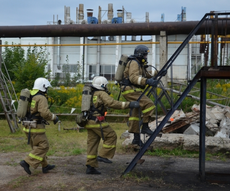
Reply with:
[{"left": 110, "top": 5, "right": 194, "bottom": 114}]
[
  {"left": 122, "top": 12, "right": 230, "bottom": 177},
  {"left": 0, "top": 41, "right": 19, "bottom": 133}
]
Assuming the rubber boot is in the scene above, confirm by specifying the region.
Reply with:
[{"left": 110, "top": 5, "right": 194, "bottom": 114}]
[
  {"left": 42, "top": 164, "right": 55, "bottom": 173},
  {"left": 141, "top": 123, "right": 153, "bottom": 136},
  {"left": 20, "top": 160, "right": 31, "bottom": 175},
  {"left": 97, "top": 156, "right": 112, "bottom": 163},
  {"left": 86, "top": 165, "right": 101, "bottom": 174},
  {"left": 132, "top": 133, "right": 143, "bottom": 147}
]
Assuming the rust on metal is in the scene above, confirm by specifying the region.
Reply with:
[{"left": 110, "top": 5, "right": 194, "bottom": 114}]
[{"left": 199, "top": 66, "right": 230, "bottom": 78}]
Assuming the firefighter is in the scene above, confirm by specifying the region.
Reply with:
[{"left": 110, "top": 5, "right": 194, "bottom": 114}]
[
  {"left": 19, "top": 77, "right": 59, "bottom": 175},
  {"left": 121, "top": 45, "right": 166, "bottom": 146},
  {"left": 84, "top": 76, "right": 139, "bottom": 174}
]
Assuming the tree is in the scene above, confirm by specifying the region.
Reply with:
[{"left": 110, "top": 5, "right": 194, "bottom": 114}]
[
  {"left": 2, "top": 42, "right": 25, "bottom": 81},
  {"left": 10, "top": 46, "right": 49, "bottom": 92},
  {"left": 62, "top": 55, "right": 71, "bottom": 86}
]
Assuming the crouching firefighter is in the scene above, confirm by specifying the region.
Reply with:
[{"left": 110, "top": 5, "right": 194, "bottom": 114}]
[
  {"left": 120, "top": 45, "right": 166, "bottom": 147},
  {"left": 19, "top": 77, "right": 59, "bottom": 175},
  {"left": 82, "top": 76, "right": 139, "bottom": 174}
]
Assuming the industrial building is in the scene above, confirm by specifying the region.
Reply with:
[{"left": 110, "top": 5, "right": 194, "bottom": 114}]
[{"left": 1, "top": 4, "right": 229, "bottom": 82}]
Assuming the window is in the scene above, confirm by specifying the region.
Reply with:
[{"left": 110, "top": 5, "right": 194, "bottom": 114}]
[{"left": 88, "top": 65, "right": 115, "bottom": 81}]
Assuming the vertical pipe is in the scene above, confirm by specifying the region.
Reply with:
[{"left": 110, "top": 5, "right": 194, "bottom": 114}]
[
  {"left": 115, "top": 36, "right": 121, "bottom": 80},
  {"left": 201, "top": 53, "right": 204, "bottom": 68},
  {"left": 108, "top": 3, "right": 113, "bottom": 22},
  {"left": 122, "top": 6, "right": 125, "bottom": 23},
  {"left": 218, "top": 37, "right": 221, "bottom": 66},
  {"left": 98, "top": 6, "right": 101, "bottom": 24},
  {"left": 151, "top": 35, "right": 156, "bottom": 75},
  {"left": 187, "top": 43, "right": 190, "bottom": 82},
  {"left": 82, "top": 37, "right": 85, "bottom": 81},
  {"left": 76, "top": 7, "right": 79, "bottom": 24},
  {"left": 64, "top": 6, "right": 67, "bottom": 24},
  {"left": 211, "top": 14, "right": 218, "bottom": 67},
  {"left": 84, "top": 37, "right": 88, "bottom": 80},
  {"left": 159, "top": 31, "right": 168, "bottom": 87},
  {"left": 211, "top": 20, "right": 214, "bottom": 66},
  {"left": 50, "top": 37, "right": 54, "bottom": 79},
  {"left": 57, "top": 37, "right": 61, "bottom": 69},
  {"left": 199, "top": 77, "right": 206, "bottom": 182},
  {"left": 96, "top": 37, "right": 101, "bottom": 76},
  {"left": 80, "top": 37, "right": 84, "bottom": 80},
  {"left": 79, "top": 4, "right": 84, "bottom": 23}
]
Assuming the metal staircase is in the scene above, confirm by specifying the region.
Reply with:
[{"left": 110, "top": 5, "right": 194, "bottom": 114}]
[
  {"left": 0, "top": 40, "right": 19, "bottom": 133},
  {"left": 122, "top": 12, "right": 230, "bottom": 181}
]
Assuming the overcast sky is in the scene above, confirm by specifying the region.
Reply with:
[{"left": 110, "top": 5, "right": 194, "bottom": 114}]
[{"left": 0, "top": 0, "right": 229, "bottom": 25}]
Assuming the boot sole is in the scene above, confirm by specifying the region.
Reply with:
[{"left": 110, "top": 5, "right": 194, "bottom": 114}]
[
  {"left": 97, "top": 157, "right": 112, "bottom": 163},
  {"left": 97, "top": 159, "right": 112, "bottom": 163},
  {"left": 20, "top": 161, "right": 31, "bottom": 175}
]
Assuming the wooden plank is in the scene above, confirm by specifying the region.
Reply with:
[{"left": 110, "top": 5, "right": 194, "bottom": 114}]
[{"left": 162, "top": 120, "right": 188, "bottom": 133}]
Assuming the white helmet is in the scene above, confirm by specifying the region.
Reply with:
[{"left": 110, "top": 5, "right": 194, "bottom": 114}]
[
  {"left": 33, "top": 77, "right": 52, "bottom": 92},
  {"left": 92, "top": 76, "right": 108, "bottom": 90}
]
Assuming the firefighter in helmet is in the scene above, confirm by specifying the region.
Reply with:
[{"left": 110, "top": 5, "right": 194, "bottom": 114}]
[
  {"left": 20, "top": 77, "right": 59, "bottom": 175},
  {"left": 84, "top": 76, "right": 139, "bottom": 174},
  {"left": 121, "top": 45, "right": 166, "bottom": 146}
]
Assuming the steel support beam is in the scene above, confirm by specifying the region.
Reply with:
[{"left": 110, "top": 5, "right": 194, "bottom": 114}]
[{"left": 199, "top": 77, "right": 207, "bottom": 182}]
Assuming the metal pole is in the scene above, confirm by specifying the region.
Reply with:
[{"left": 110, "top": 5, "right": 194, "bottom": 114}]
[
  {"left": 0, "top": 40, "right": 2, "bottom": 69},
  {"left": 199, "top": 77, "right": 206, "bottom": 181}
]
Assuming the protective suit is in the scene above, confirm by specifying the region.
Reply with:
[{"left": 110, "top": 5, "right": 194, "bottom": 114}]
[
  {"left": 20, "top": 77, "right": 59, "bottom": 175},
  {"left": 121, "top": 45, "right": 156, "bottom": 146},
  {"left": 84, "top": 76, "right": 139, "bottom": 174},
  {"left": 122, "top": 59, "right": 155, "bottom": 133}
]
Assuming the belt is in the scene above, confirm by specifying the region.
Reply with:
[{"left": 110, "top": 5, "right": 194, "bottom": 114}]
[
  {"left": 88, "top": 115, "right": 105, "bottom": 122},
  {"left": 88, "top": 115, "right": 97, "bottom": 121}
]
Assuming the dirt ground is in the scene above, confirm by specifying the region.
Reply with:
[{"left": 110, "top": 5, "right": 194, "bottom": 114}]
[{"left": 0, "top": 152, "right": 230, "bottom": 191}]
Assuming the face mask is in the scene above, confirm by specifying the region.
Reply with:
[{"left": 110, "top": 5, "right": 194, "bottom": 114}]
[
  {"left": 141, "top": 54, "right": 148, "bottom": 63},
  {"left": 104, "top": 85, "right": 111, "bottom": 95}
]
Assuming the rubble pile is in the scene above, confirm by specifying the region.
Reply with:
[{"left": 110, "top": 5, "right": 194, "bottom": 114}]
[{"left": 121, "top": 105, "right": 230, "bottom": 153}]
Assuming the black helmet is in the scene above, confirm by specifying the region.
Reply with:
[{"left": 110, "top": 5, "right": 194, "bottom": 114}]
[
  {"left": 134, "top": 45, "right": 150, "bottom": 63},
  {"left": 134, "top": 45, "right": 149, "bottom": 58}
]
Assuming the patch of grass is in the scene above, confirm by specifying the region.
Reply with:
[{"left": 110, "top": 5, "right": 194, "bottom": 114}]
[
  {"left": 70, "top": 148, "right": 86, "bottom": 155},
  {"left": 147, "top": 147, "right": 229, "bottom": 161},
  {"left": 8, "top": 176, "right": 30, "bottom": 188},
  {"left": 0, "top": 120, "right": 129, "bottom": 156},
  {"left": 146, "top": 147, "right": 199, "bottom": 158},
  {"left": 122, "top": 172, "right": 150, "bottom": 183},
  {"left": 5, "top": 158, "right": 18, "bottom": 167},
  {"left": 1, "top": 120, "right": 229, "bottom": 160}
]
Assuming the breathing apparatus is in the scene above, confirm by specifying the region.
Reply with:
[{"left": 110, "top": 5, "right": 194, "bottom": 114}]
[{"left": 134, "top": 45, "right": 150, "bottom": 64}]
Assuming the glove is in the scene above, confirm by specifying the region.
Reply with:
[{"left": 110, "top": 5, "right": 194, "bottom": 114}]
[
  {"left": 146, "top": 78, "right": 158, "bottom": 87},
  {"left": 160, "top": 69, "right": 167, "bottom": 76},
  {"left": 53, "top": 116, "right": 59, "bottom": 124},
  {"left": 129, "top": 101, "right": 140, "bottom": 108}
]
